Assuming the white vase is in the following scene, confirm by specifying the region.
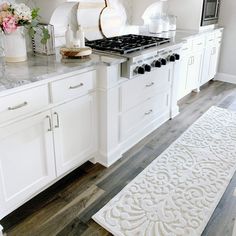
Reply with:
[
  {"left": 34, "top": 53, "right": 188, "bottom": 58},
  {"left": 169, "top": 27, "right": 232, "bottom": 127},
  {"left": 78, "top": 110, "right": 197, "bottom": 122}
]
[{"left": 3, "top": 26, "right": 27, "bottom": 63}]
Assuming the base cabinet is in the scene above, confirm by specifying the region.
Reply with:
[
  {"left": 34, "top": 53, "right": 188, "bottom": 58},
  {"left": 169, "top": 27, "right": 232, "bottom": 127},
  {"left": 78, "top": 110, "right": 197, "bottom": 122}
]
[
  {"left": 178, "top": 52, "right": 203, "bottom": 99},
  {"left": 0, "top": 111, "right": 56, "bottom": 218},
  {"left": 201, "top": 44, "right": 221, "bottom": 85},
  {"left": 178, "top": 29, "right": 223, "bottom": 100},
  {"left": 53, "top": 94, "right": 96, "bottom": 176}
]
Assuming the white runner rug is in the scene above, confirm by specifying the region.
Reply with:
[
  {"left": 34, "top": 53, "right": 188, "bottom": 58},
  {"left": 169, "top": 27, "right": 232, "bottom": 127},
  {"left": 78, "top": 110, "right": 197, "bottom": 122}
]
[{"left": 93, "top": 106, "right": 236, "bottom": 236}]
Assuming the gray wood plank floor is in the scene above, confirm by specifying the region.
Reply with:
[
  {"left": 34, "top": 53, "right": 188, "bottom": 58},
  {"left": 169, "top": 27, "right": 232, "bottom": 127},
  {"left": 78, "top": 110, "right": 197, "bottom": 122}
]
[{"left": 1, "top": 81, "right": 236, "bottom": 236}]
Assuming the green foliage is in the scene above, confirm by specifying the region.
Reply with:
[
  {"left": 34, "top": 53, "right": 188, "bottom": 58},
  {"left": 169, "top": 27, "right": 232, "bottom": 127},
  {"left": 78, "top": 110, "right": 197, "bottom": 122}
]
[
  {"left": 31, "top": 8, "right": 39, "bottom": 20},
  {"left": 27, "top": 8, "right": 50, "bottom": 45}
]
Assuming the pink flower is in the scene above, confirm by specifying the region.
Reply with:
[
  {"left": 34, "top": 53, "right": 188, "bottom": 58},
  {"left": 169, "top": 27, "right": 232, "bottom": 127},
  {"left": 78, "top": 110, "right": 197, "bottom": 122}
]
[{"left": 2, "top": 16, "right": 17, "bottom": 34}]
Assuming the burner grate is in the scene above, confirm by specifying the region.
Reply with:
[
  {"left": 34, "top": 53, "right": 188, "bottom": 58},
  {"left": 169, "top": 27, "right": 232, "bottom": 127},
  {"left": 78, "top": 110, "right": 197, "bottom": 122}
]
[{"left": 85, "top": 34, "right": 170, "bottom": 54}]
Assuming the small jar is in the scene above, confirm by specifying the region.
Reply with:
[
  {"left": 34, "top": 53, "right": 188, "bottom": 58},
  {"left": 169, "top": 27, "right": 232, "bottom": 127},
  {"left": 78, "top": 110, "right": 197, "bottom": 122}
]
[
  {"left": 169, "top": 15, "right": 177, "bottom": 31},
  {"left": 162, "top": 15, "right": 170, "bottom": 32},
  {"left": 148, "top": 17, "right": 163, "bottom": 34}
]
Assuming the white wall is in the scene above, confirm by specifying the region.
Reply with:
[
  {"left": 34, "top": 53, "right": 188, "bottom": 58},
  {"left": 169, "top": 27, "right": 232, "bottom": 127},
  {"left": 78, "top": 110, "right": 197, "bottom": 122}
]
[{"left": 218, "top": 0, "right": 236, "bottom": 81}]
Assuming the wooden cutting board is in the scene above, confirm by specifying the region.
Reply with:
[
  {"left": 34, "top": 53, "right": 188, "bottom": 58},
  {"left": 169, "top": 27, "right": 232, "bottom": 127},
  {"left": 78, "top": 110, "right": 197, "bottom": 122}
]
[
  {"left": 100, "top": 0, "right": 125, "bottom": 38},
  {"left": 77, "top": 0, "right": 106, "bottom": 40},
  {"left": 60, "top": 47, "right": 92, "bottom": 58}
]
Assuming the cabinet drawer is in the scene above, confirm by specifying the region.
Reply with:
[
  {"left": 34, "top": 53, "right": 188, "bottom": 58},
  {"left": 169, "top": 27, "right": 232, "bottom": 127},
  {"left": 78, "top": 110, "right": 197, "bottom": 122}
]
[
  {"left": 121, "top": 91, "right": 170, "bottom": 140},
  {"left": 206, "top": 33, "right": 215, "bottom": 46},
  {"left": 181, "top": 39, "right": 192, "bottom": 55},
  {"left": 51, "top": 70, "right": 96, "bottom": 103},
  {"left": 215, "top": 29, "right": 223, "bottom": 39},
  {"left": 0, "top": 85, "right": 49, "bottom": 124},
  {"left": 120, "top": 66, "right": 171, "bottom": 112},
  {"left": 193, "top": 37, "right": 205, "bottom": 51}
]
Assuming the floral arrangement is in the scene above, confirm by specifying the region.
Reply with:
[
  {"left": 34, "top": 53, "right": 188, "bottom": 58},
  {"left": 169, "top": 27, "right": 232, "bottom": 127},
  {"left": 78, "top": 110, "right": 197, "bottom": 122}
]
[{"left": 0, "top": 2, "right": 49, "bottom": 44}]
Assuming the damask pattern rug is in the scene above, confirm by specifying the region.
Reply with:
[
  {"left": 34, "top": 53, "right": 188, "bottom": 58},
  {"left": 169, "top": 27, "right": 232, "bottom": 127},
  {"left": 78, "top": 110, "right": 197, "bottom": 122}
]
[{"left": 93, "top": 106, "right": 236, "bottom": 236}]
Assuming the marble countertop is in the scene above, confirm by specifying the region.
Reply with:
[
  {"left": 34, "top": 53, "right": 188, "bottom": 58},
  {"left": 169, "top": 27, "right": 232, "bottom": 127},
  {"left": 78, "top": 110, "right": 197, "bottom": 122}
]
[
  {"left": 137, "top": 26, "right": 224, "bottom": 43},
  {"left": 0, "top": 50, "right": 126, "bottom": 93}
]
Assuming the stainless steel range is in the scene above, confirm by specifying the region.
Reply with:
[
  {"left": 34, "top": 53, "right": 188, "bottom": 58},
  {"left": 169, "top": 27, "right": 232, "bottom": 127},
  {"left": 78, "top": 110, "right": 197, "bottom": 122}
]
[
  {"left": 86, "top": 34, "right": 181, "bottom": 79},
  {"left": 87, "top": 33, "right": 182, "bottom": 168}
]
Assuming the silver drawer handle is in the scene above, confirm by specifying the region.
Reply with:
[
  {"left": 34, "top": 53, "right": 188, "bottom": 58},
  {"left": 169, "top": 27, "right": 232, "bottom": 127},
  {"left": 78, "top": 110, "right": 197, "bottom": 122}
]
[
  {"left": 182, "top": 48, "right": 189, "bottom": 51},
  {"left": 145, "top": 109, "right": 153, "bottom": 115},
  {"left": 54, "top": 112, "right": 60, "bottom": 128},
  {"left": 197, "top": 43, "right": 202, "bottom": 45},
  {"left": 8, "top": 102, "right": 28, "bottom": 111},
  {"left": 146, "top": 82, "right": 154, "bottom": 87},
  {"left": 46, "top": 115, "right": 52, "bottom": 132},
  {"left": 69, "top": 83, "right": 84, "bottom": 89}
]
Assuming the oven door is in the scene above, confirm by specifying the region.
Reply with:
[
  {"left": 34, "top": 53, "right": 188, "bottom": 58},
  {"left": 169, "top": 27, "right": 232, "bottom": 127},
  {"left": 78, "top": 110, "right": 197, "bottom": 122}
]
[{"left": 201, "top": 0, "right": 220, "bottom": 26}]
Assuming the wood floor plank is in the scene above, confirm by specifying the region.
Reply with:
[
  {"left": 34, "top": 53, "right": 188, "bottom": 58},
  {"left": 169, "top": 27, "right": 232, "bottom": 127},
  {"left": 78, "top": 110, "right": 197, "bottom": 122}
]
[
  {"left": 6, "top": 185, "right": 104, "bottom": 236},
  {"left": 56, "top": 218, "right": 88, "bottom": 236}
]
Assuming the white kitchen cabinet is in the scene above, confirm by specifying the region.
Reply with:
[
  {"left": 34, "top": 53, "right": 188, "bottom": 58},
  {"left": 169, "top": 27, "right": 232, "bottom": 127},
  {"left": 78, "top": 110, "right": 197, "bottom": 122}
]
[
  {"left": 201, "top": 43, "right": 221, "bottom": 86},
  {"left": 178, "top": 29, "right": 223, "bottom": 100},
  {"left": 185, "top": 51, "right": 204, "bottom": 92},
  {"left": 178, "top": 51, "right": 203, "bottom": 100},
  {"left": 53, "top": 94, "right": 96, "bottom": 176},
  {"left": 0, "top": 111, "right": 56, "bottom": 218}
]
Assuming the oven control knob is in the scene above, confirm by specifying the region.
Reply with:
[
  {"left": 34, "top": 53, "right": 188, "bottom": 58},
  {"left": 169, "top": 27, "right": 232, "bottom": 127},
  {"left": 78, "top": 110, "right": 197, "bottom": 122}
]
[
  {"left": 160, "top": 58, "right": 167, "bottom": 65},
  {"left": 144, "top": 64, "right": 151, "bottom": 72},
  {"left": 153, "top": 60, "right": 162, "bottom": 68},
  {"left": 174, "top": 53, "right": 180, "bottom": 60},
  {"left": 135, "top": 66, "right": 145, "bottom": 75},
  {"left": 169, "top": 55, "right": 176, "bottom": 62}
]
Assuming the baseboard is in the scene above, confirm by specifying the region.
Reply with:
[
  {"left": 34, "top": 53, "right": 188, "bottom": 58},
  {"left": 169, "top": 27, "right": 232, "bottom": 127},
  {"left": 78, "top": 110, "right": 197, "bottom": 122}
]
[{"left": 215, "top": 73, "right": 236, "bottom": 84}]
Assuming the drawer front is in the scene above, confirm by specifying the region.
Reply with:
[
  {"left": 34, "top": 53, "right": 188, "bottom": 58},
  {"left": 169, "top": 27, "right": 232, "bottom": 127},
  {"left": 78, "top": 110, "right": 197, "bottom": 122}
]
[
  {"left": 0, "top": 85, "right": 49, "bottom": 124},
  {"left": 181, "top": 39, "right": 193, "bottom": 55},
  {"left": 206, "top": 33, "right": 215, "bottom": 46},
  {"left": 120, "top": 66, "right": 172, "bottom": 112},
  {"left": 193, "top": 37, "right": 205, "bottom": 52},
  {"left": 51, "top": 70, "right": 96, "bottom": 103},
  {"left": 215, "top": 29, "right": 223, "bottom": 39},
  {"left": 121, "top": 90, "right": 170, "bottom": 140}
]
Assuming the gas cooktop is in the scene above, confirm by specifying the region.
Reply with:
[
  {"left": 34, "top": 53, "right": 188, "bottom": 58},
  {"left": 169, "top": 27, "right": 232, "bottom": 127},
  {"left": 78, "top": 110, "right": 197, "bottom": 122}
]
[{"left": 85, "top": 34, "right": 170, "bottom": 55}]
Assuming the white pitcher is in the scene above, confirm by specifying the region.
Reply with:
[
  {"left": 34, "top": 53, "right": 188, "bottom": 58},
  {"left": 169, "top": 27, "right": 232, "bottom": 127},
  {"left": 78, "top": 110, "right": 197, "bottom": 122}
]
[{"left": 3, "top": 26, "right": 27, "bottom": 63}]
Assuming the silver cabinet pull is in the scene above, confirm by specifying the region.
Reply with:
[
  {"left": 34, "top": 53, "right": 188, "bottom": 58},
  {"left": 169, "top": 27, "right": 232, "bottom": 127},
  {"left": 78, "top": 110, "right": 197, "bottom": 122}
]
[
  {"left": 188, "top": 57, "right": 192, "bottom": 65},
  {"left": 46, "top": 115, "right": 52, "bottom": 132},
  {"left": 8, "top": 101, "right": 28, "bottom": 111},
  {"left": 146, "top": 82, "right": 154, "bottom": 87},
  {"left": 145, "top": 109, "right": 153, "bottom": 115},
  {"left": 54, "top": 112, "right": 60, "bottom": 128},
  {"left": 69, "top": 83, "right": 84, "bottom": 89}
]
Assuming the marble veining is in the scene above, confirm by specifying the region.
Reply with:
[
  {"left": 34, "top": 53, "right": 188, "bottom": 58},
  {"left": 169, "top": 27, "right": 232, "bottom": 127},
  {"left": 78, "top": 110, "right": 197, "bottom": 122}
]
[{"left": 0, "top": 50, "right": 126, "bottom": 92}]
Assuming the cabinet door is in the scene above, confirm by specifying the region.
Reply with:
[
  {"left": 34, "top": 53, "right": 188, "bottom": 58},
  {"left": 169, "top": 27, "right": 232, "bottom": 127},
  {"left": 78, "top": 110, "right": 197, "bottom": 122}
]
[
  {"left": 201, "top": 44, "right": 221, "bottom": 86},
  {"left": 53, "top": 94, "right": 96, "bottom": 176},
  {"left": 186, "top": 51, "right": 203, "bottom": 93},
  {"left": 209, "top": 45, "right": 221, "bottom": 80},
  {"left": 177, "top": 55, "right": 190, "bottom": 100},
  {"left": 201, "top": 46, "right": 212, "bottom": 85},
  {"left": 0, "top": 111, "right": 56, "bottom": 218}
]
